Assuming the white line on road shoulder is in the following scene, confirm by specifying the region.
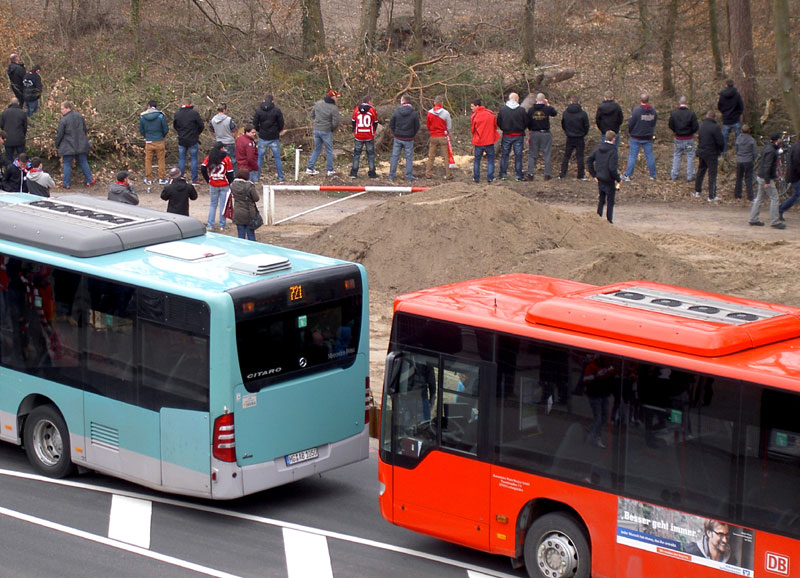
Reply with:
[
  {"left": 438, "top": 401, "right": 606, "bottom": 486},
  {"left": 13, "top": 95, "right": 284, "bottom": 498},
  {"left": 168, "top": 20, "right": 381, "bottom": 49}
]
[{"left": 108, "top": 494, "right": 152, "bottom": 549}]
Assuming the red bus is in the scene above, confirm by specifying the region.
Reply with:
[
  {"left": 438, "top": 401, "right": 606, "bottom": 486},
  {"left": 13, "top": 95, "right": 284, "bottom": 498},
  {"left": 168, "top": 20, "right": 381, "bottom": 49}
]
[{"left": 378, "top": 274, "right": 800, "bottom": 578}]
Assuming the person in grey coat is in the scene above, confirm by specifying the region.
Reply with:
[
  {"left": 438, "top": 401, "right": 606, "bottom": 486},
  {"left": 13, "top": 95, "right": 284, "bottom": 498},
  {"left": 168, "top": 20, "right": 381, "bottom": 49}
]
[
  {"left": 734, "top": 124, "right": 757, "bottom": 200},
  {"left": 108, "top": 171, "right": 139, "bottom": 205},
  {"left": 55, "top": 101, "right": 94, "bottom": 189},
  {"left": 306, "top": 89, "right": 341, "bottom": 176}
]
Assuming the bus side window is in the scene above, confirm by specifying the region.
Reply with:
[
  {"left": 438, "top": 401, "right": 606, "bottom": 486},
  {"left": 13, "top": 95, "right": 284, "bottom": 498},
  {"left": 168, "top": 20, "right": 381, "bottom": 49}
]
[{"left": 441, "top": 361, "right": 480, "bottom": 455}]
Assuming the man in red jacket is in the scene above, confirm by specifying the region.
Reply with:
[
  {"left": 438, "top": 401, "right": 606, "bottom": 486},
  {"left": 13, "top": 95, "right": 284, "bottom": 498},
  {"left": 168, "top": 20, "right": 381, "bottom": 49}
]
[
  {"left": 425, "top": 94, "right": 453, "bottom": 180},
  {"left": 470, "top": 99, "right": 499, "bottom": 183},
  {"left": 235, "top": 124, "right": 259, "bottom": 182}
]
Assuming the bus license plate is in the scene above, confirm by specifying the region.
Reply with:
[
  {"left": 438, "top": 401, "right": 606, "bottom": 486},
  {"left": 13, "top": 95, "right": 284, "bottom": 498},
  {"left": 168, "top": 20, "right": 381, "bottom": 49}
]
[{"left": 285, "top": 447, "right": 319, "bottom": 466}]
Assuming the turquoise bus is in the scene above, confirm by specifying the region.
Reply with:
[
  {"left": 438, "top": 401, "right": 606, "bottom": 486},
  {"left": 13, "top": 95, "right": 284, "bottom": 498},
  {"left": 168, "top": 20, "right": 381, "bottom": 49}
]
[{"left": 0, "top": 194, "right": 370, "bottom": 498}]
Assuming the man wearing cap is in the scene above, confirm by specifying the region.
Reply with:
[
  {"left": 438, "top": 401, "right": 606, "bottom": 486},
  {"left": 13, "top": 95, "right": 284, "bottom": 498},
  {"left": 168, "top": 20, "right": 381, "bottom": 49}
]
[
  {"left": 161, "top": 167, "right": 198, "bottom": 216},
  {"left": 749, "top": 132, "right": 786, "bottom": 229},
  {"left": 307, "top": 89, "right": 341, "bottom": 177},
  {"left": 22, "top": 64, "right": 42, "bottom": 118},
  {"left": 107, "top": 171, "right": 140, "bottom": 205},
  {"left": 139, "top": 99, "right": 169, "bottom": 185}
]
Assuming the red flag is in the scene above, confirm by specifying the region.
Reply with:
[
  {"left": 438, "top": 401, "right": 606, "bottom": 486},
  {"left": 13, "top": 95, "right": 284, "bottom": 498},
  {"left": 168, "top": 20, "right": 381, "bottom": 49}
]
[
  {"left": 223, "top": 190, "right": 234, "bottom": 220},
  {"left": 446, "top": 133, "right": 456, "bottom": 168}
]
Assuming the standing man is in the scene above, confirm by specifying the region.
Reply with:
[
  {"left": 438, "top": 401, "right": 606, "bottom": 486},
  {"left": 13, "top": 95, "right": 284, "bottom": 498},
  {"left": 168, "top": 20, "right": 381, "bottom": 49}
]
[
  {"left": 694, "top": 111, "right": 724, "bottom": 201},
  {"left": 388, "top": 94, "right": 420, "bottom": 182},
  {"left": 55, "top": 101, "right": 94, "bottom": 189},
  {"left": 496, "top": 92, "right": 528, "bottom": 181},
  {"left": 526, "top": 92, "right": 558, "bottom": 181},
  {"left": 749, "top": 132, "right": 785, "bottom": 229},
  {"left": 253, "top": 94, "right": 285, "bottom": 183},
  {"left": 210, "top": 102, "right": 237, "bottom": 173},
  {"left": 778, "top": 139, "right": 800, "bottom": 221},
  {"left": 425, "top": 95, "right": 453, "bottom": 180},
  {"left": 0, "top": 97, "right": 27, "bottom": 163},
  {"left": 622, "top": 93, "right": 658, "bottom": 182},
  {"left": 161, "top": 167, "right": 198, "bottom": 216},
  {"left": 588, "top": 131, "right": 621, "bottom": 223},
  {"left": 717, "top": 79, "right": 744, "bottom": 157},
  {"left": 668, "top": 96, "right": 699, "bottom": 182},
  {"left": 21, "top": 64, "right": 42, "bottom": 118},
  {"left": 173, "top": 97, "right": 204, "bottom": 184},
  {"left": 470, "top": 98, "right": 499, "bottom": 183},
  {"left": 139, "top": 99, "right": 169, "bottom": 185},
  {"left": 306, "top": 89, "right": 341, "bottom": 177},
  {"left": 7, "top": 54, "right": 25, "bottom": 103},
  {"left": 349, "top": 95, "right": 379, "bottom": 179},
  {"left": 558, "top": 94, "right": 589, "bottom": 180},
  {"left": 595, "top": 92, "right": 623, "bottom": 151},
  {"left": 235, "top": 124, "right": 259, "bottom": 182}
]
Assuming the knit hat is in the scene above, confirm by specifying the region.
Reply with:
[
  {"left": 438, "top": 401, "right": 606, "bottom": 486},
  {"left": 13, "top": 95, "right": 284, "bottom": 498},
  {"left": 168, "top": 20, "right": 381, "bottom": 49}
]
[{"left": 168, "top": 167, "right": 181, "bottom": 179}]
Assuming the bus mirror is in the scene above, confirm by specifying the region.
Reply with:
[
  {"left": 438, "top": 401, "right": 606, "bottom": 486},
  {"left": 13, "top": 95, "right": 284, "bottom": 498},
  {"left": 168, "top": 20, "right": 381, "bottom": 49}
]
[{"left": 384, "top": 351, "right": 402, "bottom": 395}]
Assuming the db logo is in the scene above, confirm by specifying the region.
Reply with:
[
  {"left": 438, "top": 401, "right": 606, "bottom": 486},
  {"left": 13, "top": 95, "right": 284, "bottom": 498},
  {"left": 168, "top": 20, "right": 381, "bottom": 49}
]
[{"left": 766, "top": 552, "right": 790, "bottom": 576}]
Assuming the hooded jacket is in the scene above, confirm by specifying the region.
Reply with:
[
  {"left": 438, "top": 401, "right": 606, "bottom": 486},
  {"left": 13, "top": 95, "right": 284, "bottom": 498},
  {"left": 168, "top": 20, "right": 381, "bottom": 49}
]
[
  {"left": 389, "top": 104, "right": 420, "bottom": 140},
  {"left": 735, "top": 132, "right": 757, "bottom": 164},
  {"left": 426, "top": 104, "right": 452, "bottom": 138},
  {"left": 561, "top": 103, "right": 589, "bottom": 138},
  {"left": 717, "top": 87, "right": 744, "bottom": 125},
  {"left": 139, "top": 108, "right": 168, "bottom": 142},
  {"left": 528, "top": 102, "right": 558, "bottom": 132},
  {"left": 587, "top": 141, "right": 620, "bottom": 184},
  {"left": 696, "top": 118, "right": 724, "bottom": 159},
  {"left": 1, "top": 159, "right": 26, "bottom": 192},
  {"left": 230, "top": 178, "right": 260, "bottom": 226},
  {"left": 26, "top": 168, "right": 54, "bottom": 197},
  {"left": 210, "top": 113, "right": 236, "bottom": 145},
  {"left": 253, "top": 100, "right": 285, "bottom": 141},
  {"left": 160, "top": 178, "right": 198, "bottom": 216},
  {"left": 470, "top": 105, "right": 499, "bottom": 147},
  {"left": 627, "top": 104, "right": 658, "bottom": 140},
  {"left": 22, "top": 70, "right": 42, "bottom": 103},
  {"left": 173, "top": 105, "right": 204, "bottom": 147},
  {"left": 352, "top": 102, "right": 379, "bottom": 141},
  {"left": 668, "top": 106, "right": 699, "bottom": 139},
  {"left": 496, "top": 99, "right": 528, "bottom": 135},
  {"left": 311, "top": 97, "right": 340, "bottom": 133},
  {"left": 595, "top": 99, "right": 623, "bottom": 133},
  {"left": 108, "top": 181, "right": 140, "bottom": 205}
]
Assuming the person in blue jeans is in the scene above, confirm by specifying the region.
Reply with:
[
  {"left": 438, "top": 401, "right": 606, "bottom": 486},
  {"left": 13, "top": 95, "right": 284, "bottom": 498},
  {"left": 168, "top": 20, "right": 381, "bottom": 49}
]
[
  {"left": 388, "top": 94, "right": 420, "bottom": 181},
  {"left": 55, "top": 101, "right": 94, "bottom": 188},
  {"left": 623, "top": 94, "right": 658, "bottom": 181},
  {"left": 717, "top": 79, "right": 744, "bottom": 157},
  {"left": 253, "top": 94, "right": 286, "bottom": 182},
  {"left": 306, "top": 90, "right": 340, "bottom": 176},
  {"left": 470, "top": 98, "right": 499, "bottom": 183}
]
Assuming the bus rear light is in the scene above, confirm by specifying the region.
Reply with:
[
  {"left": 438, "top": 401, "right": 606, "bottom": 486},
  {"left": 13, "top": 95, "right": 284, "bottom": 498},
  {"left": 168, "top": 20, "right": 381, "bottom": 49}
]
[
  {"left": 213, "top": 413, "right": 236, "bottom": 462},
  {"left": 365, "top": 377, "right": 371, "bottom": 425}
]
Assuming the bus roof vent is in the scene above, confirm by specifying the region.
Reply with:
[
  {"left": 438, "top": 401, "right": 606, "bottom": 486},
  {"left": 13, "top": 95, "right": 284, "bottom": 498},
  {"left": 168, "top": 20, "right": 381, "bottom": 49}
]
[
  {"left": 0, "top": 194, "right": 206, "bottom": 257},
  {"left": 588, "top": 286, "right": 782, "bottom": 325},
  {"left": 228, "top": 254, "right": 291, "bottom": 275},
  {"left": 526, "top": 281, "right": 800, "bottom": 356}
]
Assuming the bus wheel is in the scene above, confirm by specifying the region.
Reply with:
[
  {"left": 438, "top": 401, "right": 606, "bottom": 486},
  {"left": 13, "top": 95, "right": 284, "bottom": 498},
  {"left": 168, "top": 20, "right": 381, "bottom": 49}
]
[
  {"left": 24, "top": 405, "right": 75, "bottom": 478},
  {"left": 524, "top": 512, "right": 590, "bottom": 578}
]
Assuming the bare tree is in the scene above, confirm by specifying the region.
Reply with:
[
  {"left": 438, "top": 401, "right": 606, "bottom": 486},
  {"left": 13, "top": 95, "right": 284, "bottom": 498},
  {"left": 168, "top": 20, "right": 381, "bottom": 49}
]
[
  {"left": 707, "top": 0, "right": 724, "bottom": 78},
  {"left": 131, "top": 0, "right": 141, "bottom": 78},
  {"left": 630, "top": 0, "right": 652, "bottom": 60},
  {"left": 772, "top": 0, "right": 800, "bottom": 134},
  {"left": 412, "top": 0, "right": 423, "bottom": 56},
  {"left": 728, "top": 0, "right": 757, "bottom": 128},
  {"left": 522, "top": 0, "right": 536, "bottom": 65},
  {"left": 301, "top": 0, "right": 326, "bottom": 59},
  {"left": 359, "top": 0, "right": 382, "bottom": 53},
  {"left": 661, "top": 0, "right": 678, "bottom": 96}
]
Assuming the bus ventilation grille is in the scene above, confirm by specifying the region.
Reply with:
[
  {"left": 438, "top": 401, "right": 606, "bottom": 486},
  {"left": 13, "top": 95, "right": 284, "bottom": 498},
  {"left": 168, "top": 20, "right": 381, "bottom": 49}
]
[
  {"left": 23, "top": 199, "right": 149, "bottom": 227},
  {"left": 228, "top": 254, "right": 291, "bottom": 275},
  {"left": 588, "top": 287, "right": 782, "bottom": 325}
]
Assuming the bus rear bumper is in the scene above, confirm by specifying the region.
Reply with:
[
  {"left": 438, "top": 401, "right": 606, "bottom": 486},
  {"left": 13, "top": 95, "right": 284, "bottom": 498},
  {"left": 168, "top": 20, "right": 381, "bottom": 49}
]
[{"left": 211, "top": 426, "right": 370, "bottom": 499}]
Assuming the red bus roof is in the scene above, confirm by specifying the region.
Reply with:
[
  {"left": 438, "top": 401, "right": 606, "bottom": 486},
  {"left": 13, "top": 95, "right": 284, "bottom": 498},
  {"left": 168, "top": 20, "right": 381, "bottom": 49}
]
[{"left": 393, "top": 274, "right": 800, "bottom": 387}]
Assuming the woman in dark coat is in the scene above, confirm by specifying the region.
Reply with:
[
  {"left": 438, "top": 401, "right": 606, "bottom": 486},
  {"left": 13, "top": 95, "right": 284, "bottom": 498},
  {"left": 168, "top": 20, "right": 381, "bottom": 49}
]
[{"left": 230, "top": 168, "right": 260, "bottom": 240}]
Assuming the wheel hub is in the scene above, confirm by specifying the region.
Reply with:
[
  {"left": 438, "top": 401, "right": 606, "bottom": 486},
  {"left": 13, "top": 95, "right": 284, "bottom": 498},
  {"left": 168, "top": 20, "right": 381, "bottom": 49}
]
[{"left": 537, "top": 532, "right": 579, "bottom": 578}]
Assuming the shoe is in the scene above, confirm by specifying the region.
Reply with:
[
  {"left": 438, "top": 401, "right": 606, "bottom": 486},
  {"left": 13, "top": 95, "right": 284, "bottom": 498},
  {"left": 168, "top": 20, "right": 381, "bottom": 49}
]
[
  {"left": 488, "top": 179, "right": 494, "bottom": 183},
  {"left": 749, "top": 221, "right": 765, "bottom": 226},
  {"left": 143, "top": 178, "right": 152, "bottom": 185},
  {"left": 772, "top": 223, "right": 787, "bottom": 229},
  {"left": 406, "top": 176, "right": 417, "bottom": 182},
  {"left": 349, "top": 172, "right": 357, "bottom": 179},
  {"left": 515, "top": 176, "right": 524, "bottom": 182},
  {"left": 693, "top": 191, "right": 701, "bottom": 198},
  {"left": 498, "top": 176, "right": 507, "bottom": 181},
  {"left": 622, "top": 175, "right": 631, "bottom": 182},
  {"left": 62, "top": 184, "right": 70, "bottom": 189},
  {"left": 578, "top": 177, "right": 589, "bottom": 182},
  {"left": 525, "top": 173, "right": 534, "bottom": 181},
  {"left": 87, "top": 179, "right": 96, "bottom": 187},
  {"left": 444, "top": 175, "right": 453, "bottom": 181},
  {"left": 368, "top": 172, "right": 378, "bottom": 179},
  {"left": 649, "top": 176, "right": 656, "bottom": 181},
  {"left": 473, "top": 179, "right": 479, "bottom": 183},
  {"left": 158, "top": 179, "right": 169, "bottom": 185},
  {"left": 544, "top": 175, "right": 552, "bottom": 181},
  {"left": 305, "top": 168, "right": 319, "bottom": 175},
  {"left": 707, "top": 197, "right": 720, "bottom": 203},
  {"left": 779, "top": 212, "right": 785, "bottom": 222},
  {"left": 326, "top": 170, "right": 336, "bottom": 177},
  {"left": 192, "top": 179, "right": 203, "bottom": 185},
  {"left": 558, "top": 176, "right": 564, "bottom": 180}
]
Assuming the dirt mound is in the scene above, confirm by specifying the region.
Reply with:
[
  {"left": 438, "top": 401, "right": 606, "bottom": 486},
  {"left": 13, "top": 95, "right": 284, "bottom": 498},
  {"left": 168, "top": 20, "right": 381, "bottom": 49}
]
[{"left": 305, "top": 184, "right": 716, "bottom": 302}]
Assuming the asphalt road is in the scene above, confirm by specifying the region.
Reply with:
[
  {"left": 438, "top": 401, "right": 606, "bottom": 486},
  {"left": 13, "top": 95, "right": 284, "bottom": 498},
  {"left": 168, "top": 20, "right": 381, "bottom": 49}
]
[{"left": 0, "top": 440, "right": 527, "bottom": 578}]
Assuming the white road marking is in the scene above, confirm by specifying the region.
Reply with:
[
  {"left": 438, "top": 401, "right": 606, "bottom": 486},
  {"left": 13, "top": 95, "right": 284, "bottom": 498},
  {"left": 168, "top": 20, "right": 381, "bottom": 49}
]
[
  {"left": 283, "top": 527, "right": 334, "bottom": 578},
  {"left": 108, "top": 494, "right": 152, "bottom": 549},
  {"left": 0, "top": 468, "right": 519, "bottom": 578},
  {"left": 468, "top": 571, "right": 499, "bottom": 578},
  {"left": 0, "top": 504, "right": 242, "bottom": 578}
]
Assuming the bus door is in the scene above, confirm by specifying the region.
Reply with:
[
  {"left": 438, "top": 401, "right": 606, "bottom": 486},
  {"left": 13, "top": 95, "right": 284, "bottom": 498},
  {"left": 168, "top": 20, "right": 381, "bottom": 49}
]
[{"left": 386, "top": 349, "right": 493, "bottom": 550}]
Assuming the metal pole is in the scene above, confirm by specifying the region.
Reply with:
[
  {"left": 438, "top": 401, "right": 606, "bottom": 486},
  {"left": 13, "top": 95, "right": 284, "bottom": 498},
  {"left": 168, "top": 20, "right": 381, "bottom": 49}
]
[{"left": 294, "top": 147, "right": 301, "bottom": 182}]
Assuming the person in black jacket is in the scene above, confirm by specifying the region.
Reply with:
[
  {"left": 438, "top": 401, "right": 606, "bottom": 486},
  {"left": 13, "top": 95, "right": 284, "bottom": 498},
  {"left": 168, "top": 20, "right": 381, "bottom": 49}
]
[
  {"left": 22, "top": 64, "right": 42, "bottom": 118},
  {"left": 496, "top": 92, "right": 528, "bottom": 181},
  {"left": 161, "top": 167, "right": 198, "bottom": 216},
  {"left": 526, "top": 93, "right": 558, "bottom": 180},
  {"left": 173, "top": 98, "right": 204, "bottom": 184},
  {"left": 588, "top": 131, "right": 621, "bottom": 223},
  {"left": 1, "top": 152, "right": 27, "bottom": 192},
  {"left": 559, "top": 95, "right": 589, "bottom": 180},
  {"left": 778, "top": 140, "right": 800, "bottom": 221},
  {"left": 668, "top": 96, "right": 699, "bottom": 181},
  {"left": 595, "top": 92, "right": 623, "bottom": 151},
  {"left": 694, "top": 111, "right": 724, "bottom": 201},
  {"left": 7, "top": 54, "right": 25, "bottom": 103},
  {"left": 0, "top": 98, "right": 27, "bottom": 163},
  {"left": 717, "top": 79, "right": 744, "bottom": 156},
  {"left": 749, "top": 133, "right": 785, "bottom": 229},
  {"left": 388, "top": 94, "right": 420, "bottom": 182},
  {"left": 253, "top": 94, "right": 286, "bottom": 182}
]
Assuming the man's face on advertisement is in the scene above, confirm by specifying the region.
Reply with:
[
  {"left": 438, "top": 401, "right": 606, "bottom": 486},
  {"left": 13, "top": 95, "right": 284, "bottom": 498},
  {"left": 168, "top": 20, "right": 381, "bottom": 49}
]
[{"left": 707, "top": 522, "right": 731, "bottom": 558}]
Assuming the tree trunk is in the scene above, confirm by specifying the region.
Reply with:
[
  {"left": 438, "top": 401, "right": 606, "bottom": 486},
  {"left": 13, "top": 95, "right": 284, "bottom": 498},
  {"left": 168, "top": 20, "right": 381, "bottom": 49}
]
[
  {"left": 412, "top": 0, "right": 423, "bottom": 57},
  {"left": 630, "top": 0, "right": 651, "bottom": 60},
  {"left": 358, "top": 0, "right": 382, "bottom": 53},
  {"left": 708, "top": 0, "right": 725, "bottom": 78},
  {"left": 131, "top": 0, "right": 141, "bottom": 79},
  {"left": 661, "top": 0, "right": 678, "bottom": 97},
  {"left": 522, "top": 0, "right": 535, "bottom": 65},
  {"left": 301, "top": 0, "right": 326, "bottom": 59},
  {"left": 728, "top": 0, "right": 757, "bottom": 129},
  {"left": 772, "top": 0, "right": 800, "bottom": 134}
]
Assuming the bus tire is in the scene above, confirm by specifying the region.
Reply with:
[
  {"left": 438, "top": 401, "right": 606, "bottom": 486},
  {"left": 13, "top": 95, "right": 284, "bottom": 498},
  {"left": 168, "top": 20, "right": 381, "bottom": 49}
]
[
  {"left": 523, "top": 512, "right": 590, "bottom": 578},
  {"left": 23, "top": 405, "right": 75, "bottom": 478}
]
